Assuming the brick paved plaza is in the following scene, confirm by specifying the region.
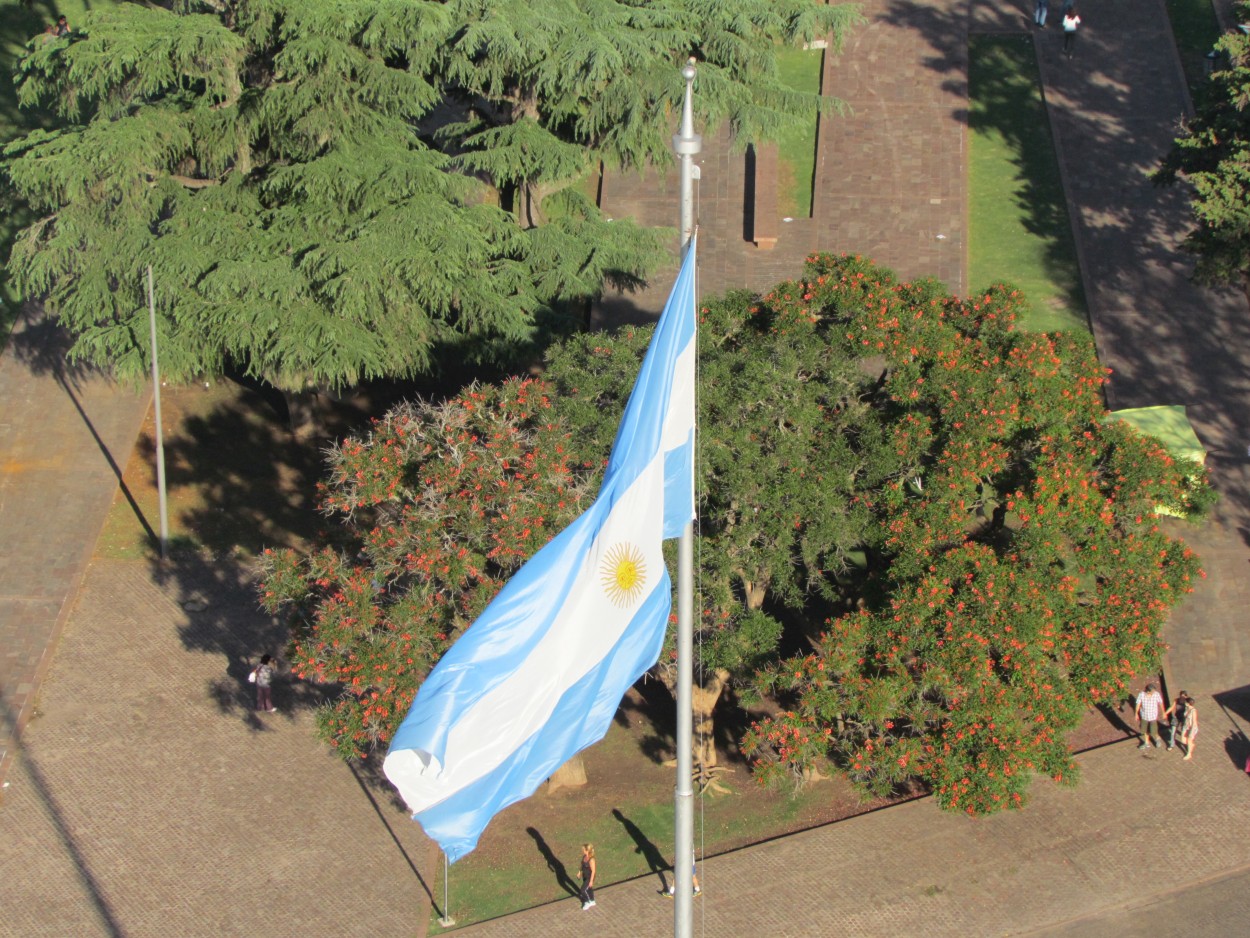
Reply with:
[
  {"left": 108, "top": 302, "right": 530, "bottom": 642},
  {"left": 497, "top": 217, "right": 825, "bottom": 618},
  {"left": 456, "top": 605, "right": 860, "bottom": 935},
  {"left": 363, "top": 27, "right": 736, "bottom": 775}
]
[{"left": 4, "top": 0, "right": 1250, "bottom": 935}]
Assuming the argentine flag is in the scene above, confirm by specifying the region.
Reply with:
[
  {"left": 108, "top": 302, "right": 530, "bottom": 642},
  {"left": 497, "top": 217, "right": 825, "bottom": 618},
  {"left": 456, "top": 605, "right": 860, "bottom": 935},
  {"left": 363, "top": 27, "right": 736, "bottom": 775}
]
[{"left": 384, "top": 239, "right": 697, "bottom": 862}]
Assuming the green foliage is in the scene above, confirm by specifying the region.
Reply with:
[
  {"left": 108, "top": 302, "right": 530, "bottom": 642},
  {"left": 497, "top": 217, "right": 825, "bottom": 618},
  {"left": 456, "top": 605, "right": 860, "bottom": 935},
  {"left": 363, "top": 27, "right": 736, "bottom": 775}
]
[
  {"left": 1163, "top": 0, "right": 1223, "bottom": 92},
  {"left": 0, "top": 0, "right": 83, "bottom": 342},
  {"left": 543, "top": 283, "right": 896, "bottom": 691},
  {"left": 3, "top": 0, "right": 859, "bottom": 390},
  {"left": 743, "top": 254, "right": 1209, "bottom": 815},
  {"left": 1157, "top": 7, "right": 1250, "bottom": 301}
]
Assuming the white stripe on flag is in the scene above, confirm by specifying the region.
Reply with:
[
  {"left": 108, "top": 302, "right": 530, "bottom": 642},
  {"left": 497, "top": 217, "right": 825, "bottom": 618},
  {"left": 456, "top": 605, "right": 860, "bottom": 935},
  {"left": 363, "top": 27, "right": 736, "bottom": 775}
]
[{"left": 384, "top": 456, "right": 665, "bottom": 808}]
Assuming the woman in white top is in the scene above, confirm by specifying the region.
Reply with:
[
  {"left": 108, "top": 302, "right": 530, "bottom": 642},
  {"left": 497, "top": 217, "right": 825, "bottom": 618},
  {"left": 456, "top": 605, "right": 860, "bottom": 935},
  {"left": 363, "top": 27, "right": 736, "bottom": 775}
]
[
  {"left": 1180, "top": 698, "right": 1199, "bottom": 761},
  {"left": 1062, "top": 9, "right": 1081, "bottom": 57}
]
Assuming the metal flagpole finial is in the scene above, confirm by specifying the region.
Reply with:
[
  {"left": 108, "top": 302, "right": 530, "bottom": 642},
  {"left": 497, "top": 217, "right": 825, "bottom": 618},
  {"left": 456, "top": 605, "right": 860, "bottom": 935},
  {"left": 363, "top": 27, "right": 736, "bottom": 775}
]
[
  {"left": 674, "top": 59, "right": 702, "bottom": 158},
  {"left": 674, "top": 59, "right": 701, "bottom": 255}
]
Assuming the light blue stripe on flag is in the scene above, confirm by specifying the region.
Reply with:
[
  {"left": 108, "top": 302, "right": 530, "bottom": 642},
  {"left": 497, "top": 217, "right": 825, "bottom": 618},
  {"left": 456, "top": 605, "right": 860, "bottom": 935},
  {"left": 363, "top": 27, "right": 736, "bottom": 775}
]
[
  {"left": 384, "top": 239, "right": 698, "bottom": 862},
  {"left": 414, "top": 577, "right": 671, "bottom": 860}
]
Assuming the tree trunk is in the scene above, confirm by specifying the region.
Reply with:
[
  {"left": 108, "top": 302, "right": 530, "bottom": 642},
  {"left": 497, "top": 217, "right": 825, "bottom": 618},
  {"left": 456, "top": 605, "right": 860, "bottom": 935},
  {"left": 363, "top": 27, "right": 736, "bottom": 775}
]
[
  {"left": 742, "top": 578, "right": 766, "bottom": 611},
  {"left": 282, "top": 387, "right": 329, "bottom": 441},
  {"left": 545, "top": 754, "right": 587, "bottom": 793},
  {"left": 691, "top": 669, "right": 730, "bottom": 771},
  {"left": 521, "top": 178, "right": 561, "bottom": 229},
  {"left": 660, "top": 667, "right": 730, "bottom": 779}
]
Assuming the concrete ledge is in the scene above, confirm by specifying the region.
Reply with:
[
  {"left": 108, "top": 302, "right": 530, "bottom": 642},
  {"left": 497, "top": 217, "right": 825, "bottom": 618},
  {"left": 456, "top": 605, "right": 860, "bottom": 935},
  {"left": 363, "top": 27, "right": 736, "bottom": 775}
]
[{"left": 750, "top": 143, "right": 780, "bottom": 250}]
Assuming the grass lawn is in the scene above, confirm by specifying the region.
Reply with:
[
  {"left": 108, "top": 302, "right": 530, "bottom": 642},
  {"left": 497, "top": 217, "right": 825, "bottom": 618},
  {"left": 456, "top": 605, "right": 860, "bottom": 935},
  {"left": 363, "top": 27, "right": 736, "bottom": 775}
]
[
  {"left": 968, "top": 35, "right": 1088, "bottom": 334},
  {"left": 774, "top": 46, "right": 824, "bottom": 219},
  {"left": 425, "top": 686, "right": 905, "bottom": 931},
  {"left": 1164, "top": 0, "right": 1222, "bottom": 93}
]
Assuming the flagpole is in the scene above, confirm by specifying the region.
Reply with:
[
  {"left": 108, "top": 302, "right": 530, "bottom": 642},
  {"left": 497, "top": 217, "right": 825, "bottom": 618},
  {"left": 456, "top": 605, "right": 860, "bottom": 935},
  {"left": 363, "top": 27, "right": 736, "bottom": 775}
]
[
  {"left": 672, "top": 58, "right": 700, "bottom": 938},
  {"left": 145, "top": 265, "right": 169, "bottom": 561}
]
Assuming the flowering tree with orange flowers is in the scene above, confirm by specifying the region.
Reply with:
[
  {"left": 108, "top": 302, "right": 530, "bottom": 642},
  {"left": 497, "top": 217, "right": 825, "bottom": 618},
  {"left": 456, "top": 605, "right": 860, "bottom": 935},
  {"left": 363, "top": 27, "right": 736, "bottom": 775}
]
[
  {"left": 742, "top": 254, "right": 1212, "bottom": 814},
  {"left": 261, "top": 252, "right": 1211, "bottom": 818},
  {"left": 260, "top": 378, "right": 596, "bottom": 758}
]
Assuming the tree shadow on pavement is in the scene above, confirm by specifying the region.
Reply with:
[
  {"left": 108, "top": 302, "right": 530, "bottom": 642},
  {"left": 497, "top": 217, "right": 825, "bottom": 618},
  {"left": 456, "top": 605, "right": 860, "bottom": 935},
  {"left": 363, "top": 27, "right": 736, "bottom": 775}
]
[
  {"left": 6, "top": 307, "right": 156, "bottom": 541},
  {"left": 150, "top": 546, "right": 439, "bottom": 906},
  {"left": 1213, "top": 686, "right": 1250, "bottom": 773},
  {"left": 150, "top": 553, "right": 327, "bottom": 731},
  {"left": 5, "top": 303, "right": 101, "bottom": 385},
  {"left": 142, "top": 380, "right": 328, "bottom": 557}
]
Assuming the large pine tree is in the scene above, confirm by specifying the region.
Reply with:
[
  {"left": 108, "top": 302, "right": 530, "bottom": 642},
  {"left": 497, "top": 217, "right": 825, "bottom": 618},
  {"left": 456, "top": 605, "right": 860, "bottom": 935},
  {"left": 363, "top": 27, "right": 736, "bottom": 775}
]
[{"left": 4, "top": 0, "right": 856, "bottom": 392}]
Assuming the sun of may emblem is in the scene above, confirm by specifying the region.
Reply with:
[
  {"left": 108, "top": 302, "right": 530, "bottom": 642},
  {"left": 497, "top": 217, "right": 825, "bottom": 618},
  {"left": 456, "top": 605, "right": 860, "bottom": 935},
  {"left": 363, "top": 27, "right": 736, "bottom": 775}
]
[{"left": 600, "top": 543, "right": 648, "bottom": 607}]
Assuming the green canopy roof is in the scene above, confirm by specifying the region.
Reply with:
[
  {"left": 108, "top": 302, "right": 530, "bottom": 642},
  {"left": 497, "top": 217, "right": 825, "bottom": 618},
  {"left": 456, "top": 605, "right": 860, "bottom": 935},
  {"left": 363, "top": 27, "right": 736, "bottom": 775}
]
[{"left": 1107, "top": 405, "right": 1206, "bottom": 465}]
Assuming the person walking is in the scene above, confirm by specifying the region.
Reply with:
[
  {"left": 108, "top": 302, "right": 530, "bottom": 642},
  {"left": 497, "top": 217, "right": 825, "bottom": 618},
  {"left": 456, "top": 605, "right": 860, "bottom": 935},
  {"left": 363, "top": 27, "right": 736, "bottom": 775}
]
[
  {"left": 579, "top": 843, "right": 597, "bottom": 911},
  {"left": 665, "top": 862, "right": 701, "bottom": 898},
  {"left": 1179, "top": 697, "right": 1199, "bottom": 761},
  {"left": 1162, "top": 691, "right": 1191, "bottom": 751},
  {"left": 1135, "top": 681, "right": 1165, "bottom": 749},
  {"left": 1034, "top": 0, "right": 1049, "bottom": 28},
  {"left": 1062, "top": 8, "right": 1081, "bottom": 57},
  {"left": 250, "top": 654, "right": 277, "bottom": 713}
]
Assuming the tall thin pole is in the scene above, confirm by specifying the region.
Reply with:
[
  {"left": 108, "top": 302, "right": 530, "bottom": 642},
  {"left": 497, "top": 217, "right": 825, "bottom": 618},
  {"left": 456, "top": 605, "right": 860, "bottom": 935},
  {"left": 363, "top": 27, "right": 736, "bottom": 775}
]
[
  {"left": 672, "top": 58, "right": 701, "bottom": 938},
  {"left": 146, "top": 266, "right": 169, "bottom": 560},
  {"left": 438, "top": 853, "right": 455, "bottom": 927}
]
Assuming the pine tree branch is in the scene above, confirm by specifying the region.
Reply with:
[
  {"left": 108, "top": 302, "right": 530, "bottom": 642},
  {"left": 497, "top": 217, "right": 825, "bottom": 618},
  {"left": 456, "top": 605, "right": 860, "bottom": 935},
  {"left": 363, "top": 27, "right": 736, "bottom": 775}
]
[{"left": 165, "top": 174, "right": 221, "bottom": 189}]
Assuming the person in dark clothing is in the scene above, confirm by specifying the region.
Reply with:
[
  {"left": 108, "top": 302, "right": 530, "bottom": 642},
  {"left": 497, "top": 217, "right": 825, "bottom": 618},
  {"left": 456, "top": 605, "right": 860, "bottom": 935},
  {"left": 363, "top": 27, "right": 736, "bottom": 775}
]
[
  {"left": 1163, "top": 691, "right": 1191, "bottom": 751},
  {"left": 579, "top": 843, "right": 597, "bottom": 910}
]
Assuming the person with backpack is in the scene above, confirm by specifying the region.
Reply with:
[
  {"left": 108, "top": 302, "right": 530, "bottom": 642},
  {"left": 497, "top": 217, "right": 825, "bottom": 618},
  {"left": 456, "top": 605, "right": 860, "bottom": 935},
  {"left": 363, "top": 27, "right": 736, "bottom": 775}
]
[{"left": 250, "top": 654, "right": 277, "bottom": 712}]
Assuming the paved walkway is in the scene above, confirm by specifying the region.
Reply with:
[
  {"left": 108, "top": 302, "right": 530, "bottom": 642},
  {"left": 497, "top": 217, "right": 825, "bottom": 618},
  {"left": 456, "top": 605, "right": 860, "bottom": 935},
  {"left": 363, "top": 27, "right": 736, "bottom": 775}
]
[
  {"left": 460, "top": 735, "right": 1250, "bottom": 937},
  {"left": 0, "top": 559, "right": 436, "bottom": 937},
  {"left": 597, "top": 0, "right": 967, "bottom": 324},
  {"left": 0, "top": 307, "right": 151, "bottom": 785},
  {"left": 3, "top": 0, "right": 1250, "bottom": 936},
  {"left": 1024, "top": 0, "right": 1250, "bottom": 699}
]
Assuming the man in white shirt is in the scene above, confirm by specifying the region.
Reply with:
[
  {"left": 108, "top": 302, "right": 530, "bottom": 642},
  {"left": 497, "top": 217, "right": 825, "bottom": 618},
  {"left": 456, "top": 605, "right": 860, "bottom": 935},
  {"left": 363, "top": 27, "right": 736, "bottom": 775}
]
[{"left": 1135, "top": 681, "right": 1165, "bottom": 749}]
